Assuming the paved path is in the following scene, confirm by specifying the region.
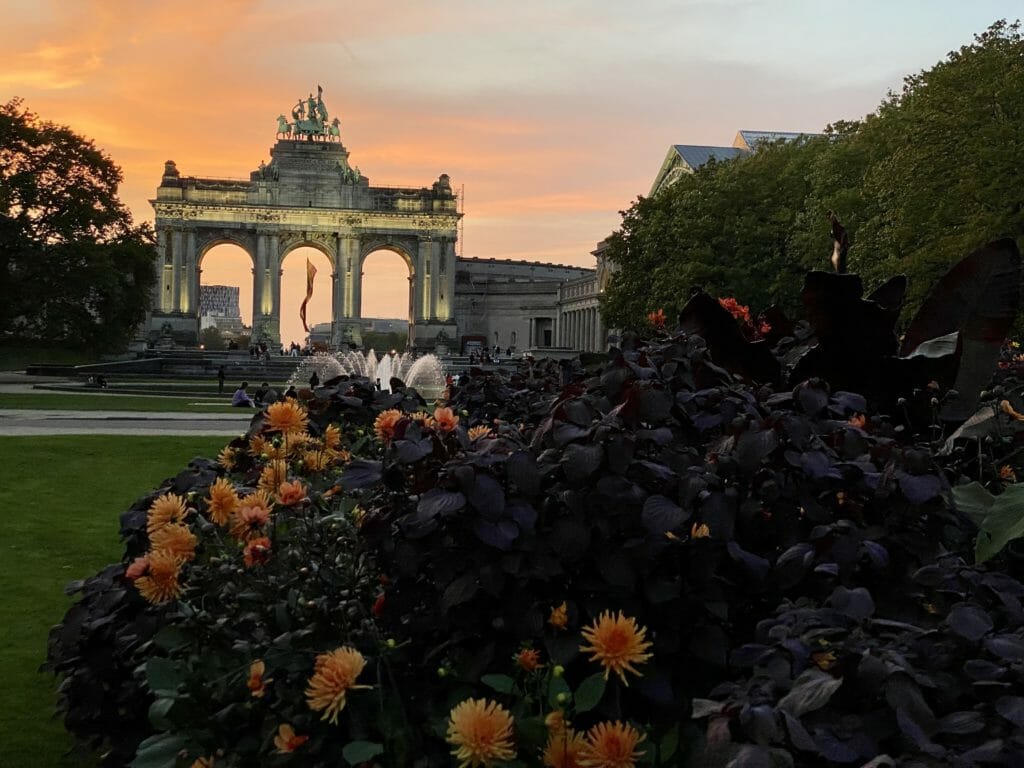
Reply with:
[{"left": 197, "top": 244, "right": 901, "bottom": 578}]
[{"left": 0, "top": 409, "right": 254, "bottom": 436}]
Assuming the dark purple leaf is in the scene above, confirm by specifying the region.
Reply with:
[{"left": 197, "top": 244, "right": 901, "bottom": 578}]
[
  {"left": 727, "top": 541, "right": 770, "bottom": 582},
  {"left": 778, "top": 669, "right": 843, "bottom": 717},
  {"left": 897, "top": 471, "right": 944, "bottom": 504},
  {"left": 938, "top": 711, "right": 986, "bottom": 735},
  {"left": 896, "top": 707, "right": 946, "bottom": 758},
  {"left": 795, "top": 382, "right": 829, "bottom": 416},
  {"left": 507, "top": 503, "right": 537, "bottom": 531},
  {"left": 416, "top": 489, "right": 466, "bottom": 519},
  {"left": 782, "top": 712, "right": 818, "bottom": 753},
  {"left": 638, "top": 388, "right": 673, "bottom": 421},
  {"left": 984, "top": 635, "right": 1024, "bottom": 661},
  {"left": 641, "top": 495, "right": 689, "bottom": 534},
  {"left": 440, "top": 572, "right": 478, "bottom": 610},
  {"left": 739, "top": 703, "right": 781, "bottom": 745},
  {"left": 473, "top": 520, "right": 519, "bottom": 551},
  {"left": 861, "top": 540, "right": 890, "bottom": 570},
  {"left": 733, "top": 429, "right": 779, "bottom": 474},
  {"left": 605, "top": 435, "right": 635, "bottom": 474},
  {"left": 506, "top": 450, "right": 540, "bottom": 496},
  {"left": 995, "top": 696, "right": 1024, "bottom": 728},
  {"left": 550, "top": 518, "right": 590, "bottom": 561},
  {"left": 340, "top": 459, "right": 383, "bottom": 490},
  {"left": 813, "top": 728, "right": 862, "bottom": 763},
  {"left": 562, "top": 443, "right": 603, "bottom": 483},
  {"left": 467, "top": 474, "right": 505, "bottom": 520},
  {"left": 394, "top": 437, "right": 433, "bottom": 464},
  {"left": 946, "top": 604, "right": 993, "bottom": 644},
  {"left": 828, "top": 586, "right": 875, "bottom": 621}
]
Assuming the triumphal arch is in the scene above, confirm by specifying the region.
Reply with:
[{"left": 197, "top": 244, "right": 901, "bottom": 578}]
[{"left": 145, "top": 87, "right": 460, "bottom": 349}]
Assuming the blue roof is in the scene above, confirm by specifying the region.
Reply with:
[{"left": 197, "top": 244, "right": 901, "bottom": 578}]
[{"left": 673, "top": 144, "right": 747, "bottom": 170}]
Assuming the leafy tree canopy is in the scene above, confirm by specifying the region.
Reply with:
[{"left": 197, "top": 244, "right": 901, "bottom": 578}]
[
  {"left": 602, "top": 20, "right": 1024, "bottom": 330},
  {"left": 0, "top": 98, "right": 154, "bottom": 350}
]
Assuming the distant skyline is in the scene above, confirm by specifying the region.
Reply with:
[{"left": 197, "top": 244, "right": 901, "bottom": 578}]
[{"left": 3, "top": 1, "right": 1020, "bottom": 345}]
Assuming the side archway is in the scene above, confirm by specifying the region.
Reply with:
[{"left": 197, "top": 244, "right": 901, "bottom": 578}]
[{"left": 197, "top": 241, "right": 255, "bottom": 348}]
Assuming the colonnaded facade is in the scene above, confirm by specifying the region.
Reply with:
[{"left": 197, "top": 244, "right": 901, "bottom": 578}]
[{"left": 145, "top": 87, "right": 610, "bottom": 354}]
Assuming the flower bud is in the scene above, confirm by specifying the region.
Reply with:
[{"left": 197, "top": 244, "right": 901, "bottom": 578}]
[
  {"left": 386, "top": 638, "right": 397, "bottom": 649},
  {"left": 556, "top": 692, "right": 570, "bottom": 704},
  {"left": 552, "top": 665, "right": 565, "bottom": 679},
  {"left": 437, "top": 667, "right": 448, "bottom": 678}
]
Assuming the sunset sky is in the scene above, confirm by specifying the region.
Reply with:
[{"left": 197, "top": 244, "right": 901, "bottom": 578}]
[{"left": 3, "top": 1, "right": 1019, "bottom": 345}]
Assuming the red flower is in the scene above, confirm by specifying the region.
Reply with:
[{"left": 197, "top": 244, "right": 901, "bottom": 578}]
[
  {"left": 647, "top": 308, "right": 666, "bottom": 329},
  {"left": 718, "top": 297, "right": 752, "bottom": 323},
  {"left": 372, "top": 593, "right": 386, "bottom": 617}
]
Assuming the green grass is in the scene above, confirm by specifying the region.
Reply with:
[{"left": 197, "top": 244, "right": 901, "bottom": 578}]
[
  {"left": 0, "top": 435, "right": 229, "bottom": 767},
  {"left": 0, "top": 392, "right": 241, "bottom": 413}
]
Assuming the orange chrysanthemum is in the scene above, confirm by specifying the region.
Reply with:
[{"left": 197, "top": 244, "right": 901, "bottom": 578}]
[
  {"left": 230, "top": 492, "right": 272, "bottom": 541},
  {"left": 125, "top": 555, "right": 150, "bottom": 581},
  {"left": 277, "top": 479, "right": 307, "bottom": 506},
  {"left": 647, "top": 308, "right": 666, "bottom": 329},
  {"left": 149, "top": 522, "right": 197, "bottom": 563},
  {"left": 515, "top": 648, "right": 543, "bottom": 672},
  {"left": 544, "top": 728, "right": 586, "bottom": 768},
  {"left": 249, "top": 434, "right": 271, "bottom": 457},
  {"left": 409, "top": 410, "right": 433, "bottom": 423},
  {"left": 433, "top": 406, "right": 460, "bottom": 433},
  {"left": 374, "top": 409, "right": 403, "bottom": 442},
  {"left": 190, "top": 758, "right": 215, "bottom": 768},
  {"left": 549, "top": 601, "right": 569, "bottom": 630},
  {"left": 146, "top": 492, "right": 188, "bottom": 535},
  {"left": 135, "top": 549, "right": 183, "bottom": 604},
  {"left": 258, "top": 459, "right": 289, "bottom": 495},
  {"left": 468, "top": 425, "right": 493, "bottom": 441},
  {"left": 579, "top": 612, "right": 652, "bottom": 685},
  {"left": 247, "top": 659, "right": 272, "bottom": 698},
  {"left": 306, "top": 647, "right": 371, "bottom": 724},
  {"left": 206, "top": 477, "right": 240, "bottom": 526},
  {"left": 217, "top": 445, "right": 237, "bottom": 470},
  {"left": 691, "top": 522, "right": 711, "bottom": 539},
  {"left": 266, "top": 400, "right": 309, "bottom": 434},
  {"left": 302, "top": 450, "right": 332, "bottom": 472},
  {"left": 545, "top": 710, "right": 568, "bottom": 734},
  {"left": 243, "top": 536, "right": 272, "bottom": 567},
  {"left": 324, "top": 423, "right": 342, "bottom": 450},
  {"left": 848, "top": 413, "right": 867, "bottom": 430},
  {"left": 446, "top": 698, "right": 516, "bottom": 768},
  {"left": 1000, "top": 465, "right": 1017, "bottom": 483},
  {"left": 274, "top": 723, "right": 309, "bottom": 754},
  {"left": 579, "top": 721, "right": 644, "bottom": 768}
]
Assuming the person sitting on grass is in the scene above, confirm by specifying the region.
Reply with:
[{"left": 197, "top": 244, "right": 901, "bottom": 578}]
[{"left": 231, "top": 382, "right": 255, "bottom": 408}]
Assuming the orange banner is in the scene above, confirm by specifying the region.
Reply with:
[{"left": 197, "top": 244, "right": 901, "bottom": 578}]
[{"left": 299, "top": 258, "right": 317, "bottom": 332}]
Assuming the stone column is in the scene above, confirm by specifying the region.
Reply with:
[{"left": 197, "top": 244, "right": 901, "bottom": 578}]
[
  {"left": 269, "top": 235, "right": 282, "bottom": 345},
  {"left": 184, "top": 230, "right": 198, "bottom": 314},
  {"left": 171, "top": 229, "right": 183, "bottom": 312},
  {"left": 253, "top": 234, "right": 266, "bottom": 337},
  {"left": 414, "top": 238, "right": 430, "bottom": 322},
  {"left": 339, "top": 235, "right": 358, "bottom": 318},
  {"left": 156, "top": 228, "right": 171, "bottom": 312},
  {"left": 438, "top": 238, "right": 456, "bottom": 320}
]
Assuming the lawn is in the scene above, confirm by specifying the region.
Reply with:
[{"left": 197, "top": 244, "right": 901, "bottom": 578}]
[
  {"left": 0, "top": 434, "right": 229, "bottom": 767},
  {"left": 0, "top": 392, "right": 240, "bottom": 413}
]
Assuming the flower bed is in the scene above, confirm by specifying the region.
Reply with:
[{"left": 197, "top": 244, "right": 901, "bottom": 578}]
[{"left": 48, "top": 255, "right": 1024, "bottom": 767}]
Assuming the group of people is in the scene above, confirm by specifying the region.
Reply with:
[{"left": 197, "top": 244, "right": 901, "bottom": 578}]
[
  {"left": 468, "top": 344, "right": 514, "bottom": 365},
  {"left": 231, "top": 380, "right": 299, "bottom": 408}
]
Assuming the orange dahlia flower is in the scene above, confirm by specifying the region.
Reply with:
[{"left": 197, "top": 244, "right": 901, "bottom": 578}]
[
  {"left": 468, "top": 425, "right": 493, "bottom": 441},
  {"left": 691, "top": 522, "right": 710, "bottom": 539},
  {"left": 125, "top": 555, "right": 150, "bottom": 581},
  {"left": 243, "top": 536, "right": 272, "bottom": 567},
  {"left": 247, "top": 659, "right": 272, "bottom": 698},
  {"left": 647, "top": 308, "right": 666, "bottom": 329},
  {"left": 266, "top": 400, "right": 309, "bottom": 434},
  {"left": 544, "top": 727, "right": 586, "bottom": 768},
  {"left": 257, "top": 459, "right": 289, "bottom": 495},
  {"left": 230, "top": 492, "right": 272, "bottom": 541},
  {"left": 433, "top": 406, "right": 460, "bottom": 433},
  {"left": 446, "top": 698, "right": 516, "bottom": 768},
  {"left": 149, "top": 522, "right": 197, "bottom": 563},
  {"left": 324, "top": 423, "right": 342, "bottom": 449},
  {"left": 306, "top": 647, "right": 371, "bottom": 724},
  {"left": 276, "top": 479, "right": 307, "bottom": 506},
  {"left": 549, "top": 601, "right": 569, "bottom": 630},
  {"left": 206, "top": 477, "right": 240, "bottom": 526},
  {"left": 302, "top": 450, "right": 332, "bottom": 472},
  {"left": 216, "top": 445, "right": 236, "bottom": 470},
  {"left": 273, "top": 723, "right": 309, "bottom": 754},
  {"left": 579, "top": 612, "right": 652, "bottom": 685},
  {"left": 545, "top": 710, "right": 567, "bottom": 734},
  {"left": 135, "top": 549, "right": 183, "bottom": 604},
  {"left": 374, "top": 409, "right": 403, "bottom": 442},
  {"left": 515, "top": 648, "right": 543, "bottom": 672},
  {"left": 190, "top": 758, "right": 215, "bottom": 768},
  {"left": 146, "top": 492, "right": 188, "bottom": 535},
  {"left": 579, "top": 721, "right": 644, "bottom": 768}
]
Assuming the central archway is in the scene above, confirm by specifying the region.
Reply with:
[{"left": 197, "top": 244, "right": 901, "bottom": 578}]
[
  {"left": 361, "top": 247, "right": 414, "bottom": 350},
  {"left": 280, "top": 244, "right": 334, "bottom": 349}
]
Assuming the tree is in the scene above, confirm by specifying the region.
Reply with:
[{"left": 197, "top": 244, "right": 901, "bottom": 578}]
[
  {"left": 603, "top": 20, "right": 1024, "bottom": 332},
  {"left": 0, "top": 98, "right": 154, "bottom": 350},
  {"left": 200, "top": 326, "right": 226, "bottom": 350}
]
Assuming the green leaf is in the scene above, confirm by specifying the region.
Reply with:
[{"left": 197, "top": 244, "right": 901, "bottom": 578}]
[
  {"left": 131, "top": 733, "right": 190, "bottom": 768},
  {"left": 145, "top": 657, "right": 186, "bottom": 696},
  {"left": 342, "top": 741, "right": 384, "bottom": 765},
  {"left": 950, "top": 481, "right": 996, "bottom": 527},
  {"left": 148, "top": 697, "right": 176, "bottom": 730},
  {"left": 974, "top": 483, "right": 1024, "bottom": 562},
  {"left": 659, "top": 725, "right": 680, "bottom": 761},
  {"left": 573, "top": 673, "right": 606, "bottom": 713},
  {"left": 481, "top": 673, "right": 516, "bottom": 694},
  {"left": 151, "top": 626, "right": 189, "bottom": 652}
]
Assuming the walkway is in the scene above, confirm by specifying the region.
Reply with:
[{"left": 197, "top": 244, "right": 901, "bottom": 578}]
[{"left": 0, "top": 409, "right": 254, "bottom": 436}]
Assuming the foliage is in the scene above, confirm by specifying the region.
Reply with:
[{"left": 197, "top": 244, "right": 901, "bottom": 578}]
[
  {"left": 199, "top": 327, "right": 226, "bottom": 351},
  {"left": 0, "top": 98, "right": 154, "bottom": 350},
  {"left": 47, "top": 277, "right": 1024, "bottom": 766},
  {"left": 602, "top": 20, "right": 1024, "bottom": 333},
  {"left": 362, "top": 331, "right": 407, "bottom": 354}
]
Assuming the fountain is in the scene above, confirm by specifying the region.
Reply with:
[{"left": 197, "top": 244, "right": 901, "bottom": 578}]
[{"left": 288, "top": 350, "right": 447, "bottom": 399}]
